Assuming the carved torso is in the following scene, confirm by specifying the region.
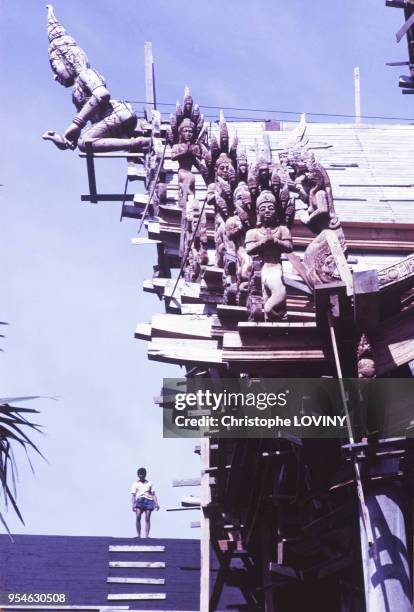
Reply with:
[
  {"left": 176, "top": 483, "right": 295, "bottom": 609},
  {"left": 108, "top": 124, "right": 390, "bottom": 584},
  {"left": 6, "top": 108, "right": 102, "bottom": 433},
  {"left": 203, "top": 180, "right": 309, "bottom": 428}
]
[
  {"left": 72, "top": 68, "right": 112, "bottom": 121},
  {"left": 245, "top": 225, "right": 292, "bottom": 264}
]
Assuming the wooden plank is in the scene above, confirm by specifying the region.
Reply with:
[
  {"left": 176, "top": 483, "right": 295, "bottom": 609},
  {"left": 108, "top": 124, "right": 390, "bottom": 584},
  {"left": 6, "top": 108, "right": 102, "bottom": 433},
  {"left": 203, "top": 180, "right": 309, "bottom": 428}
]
[
  {"left": 181, "top": 495, "right": 201, "bottom": 507},
  {"left": 148, "top": 338, "right": 222, "bottom": 366},
  {"left": 173, "top": 478, "right": 201, "bottom": 487},
  {"left": 108, "top": 545, "right": 165, "bottom": 552},
  {"left": 222, "top": 331, "right": 323, "bottom": 350},
  {"left": 134, "top": 323, "right": 152, "bottom": 341},
  {"left": 107, "top": 594, "right": 166, "bottom": 601},
  {"left": 372, "top": 309, "right": 414, "bottom": 374},
  {"left": 151, "top": 313, "right": 212, "bottom": 339},
  {"left": 81, "top": 194, "right": 134, "bottom": 202},
  {"left": 222, "top": 348, "right": 329, "bottom": 363},
  {"left": 109, "top": 561, "right": 165, "bottom": 568},
  {"left": 238, "top": 322, "right": 317, "bottom": 336},
  {"left": 131, "top": 237, "right": 162, "bottom": 245},
  {"left": 107, "top": 577, "right": 165, "bottom": 585}
]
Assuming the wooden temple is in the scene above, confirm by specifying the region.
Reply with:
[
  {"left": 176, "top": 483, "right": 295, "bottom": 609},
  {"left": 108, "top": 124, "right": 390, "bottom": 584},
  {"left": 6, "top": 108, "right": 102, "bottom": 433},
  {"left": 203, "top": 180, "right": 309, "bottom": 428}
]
[{"left": 79, "top": 107, "right": 414, "bottom": 611}]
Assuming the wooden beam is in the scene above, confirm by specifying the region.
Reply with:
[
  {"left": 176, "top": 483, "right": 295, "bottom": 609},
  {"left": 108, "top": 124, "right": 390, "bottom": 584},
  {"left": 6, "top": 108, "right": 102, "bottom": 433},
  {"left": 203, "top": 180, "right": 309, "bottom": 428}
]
[
  {"left": 354, "top": 67, "right": 361, "bottom": 123},
  {"left": 81, "top": 194, "right": 134, "bottom": 202},
  {"left": 84, "top": 141, "right": 98, "bottom": 204},
  {"left": 144, "top": 42, "right": 156, "bottom": 119},
  {"left": 378, "top": 253, "right": 414, "bottom": 293},
  {"left": 200, "top": 437, "right": 211, "bottom": 612},
  {"left": 353, "top": 269, "right": 379, "bottom": 332},
  {"left": 314, "top": 281, "right": 347, "bottom": 329}
]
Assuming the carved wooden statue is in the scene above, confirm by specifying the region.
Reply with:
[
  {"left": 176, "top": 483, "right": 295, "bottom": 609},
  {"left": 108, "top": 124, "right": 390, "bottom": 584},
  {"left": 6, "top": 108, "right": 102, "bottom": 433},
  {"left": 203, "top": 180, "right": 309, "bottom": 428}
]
[
  {"left": 168, "top": 89, "right": 206, "bottom": 200},
  {"left": 167, "top": 89, "right": 208, "bottom": 283},
  {"left": 43, "top": 5, "right": 150, "bottom": 154},
  {"left": 224, "top": 183, "right": 253, "bottom": 305},
  {"left": 245, "top": 191, "right": 293, "bottom": 320}
]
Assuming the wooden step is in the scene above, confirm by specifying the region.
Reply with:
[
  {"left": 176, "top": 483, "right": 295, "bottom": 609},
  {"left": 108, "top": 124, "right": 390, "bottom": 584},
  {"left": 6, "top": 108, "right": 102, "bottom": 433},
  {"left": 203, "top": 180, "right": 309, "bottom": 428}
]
[
  {"left": 109, "top": 561, "right": 165, "bottom": 568},
  {"left": 108, "top": 545, "right": 165, "bottom": 553},
  {"left": 107, "top": 593, "right": 166, "bottom": 601},
  {"left": 107, "top": 577, "right": 165, "bottom": 585},
  {"left": 2, "top": 607, "right": 128, "bottom": 611}
]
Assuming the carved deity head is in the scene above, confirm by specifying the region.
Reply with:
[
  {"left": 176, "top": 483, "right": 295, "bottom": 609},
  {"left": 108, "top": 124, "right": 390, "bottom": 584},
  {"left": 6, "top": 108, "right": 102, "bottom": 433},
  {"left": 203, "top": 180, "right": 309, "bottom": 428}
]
[
  {"left": 47, "top": 5, "right": 88, "bottom": 87},
  {"left": 215, "top": 153, "right": 231, "bottom": 181},
  {"left": 257, "top": 191, "right": 277, "bottom": 227},
  {"left": 257, "top": 156, "right": 269, "bottom": 177},
  {"left": 178, "top": 118, "right": 195, "bottom": 143},
  {"left": 237, "top": 150, "right": 248, "bottom": 179},
  {"left": 183, "top": 93, "right": 193, "bottom": 116},
  {"left": 233, "top": 182, "right": 252, "bottom": 220}
]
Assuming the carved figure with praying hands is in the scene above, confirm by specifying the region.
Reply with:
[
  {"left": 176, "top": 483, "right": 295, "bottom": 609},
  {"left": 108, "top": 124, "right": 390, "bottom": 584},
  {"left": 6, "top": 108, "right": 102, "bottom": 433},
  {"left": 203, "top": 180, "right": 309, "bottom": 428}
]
[
  {"left": 245, "top": 191, "right": 292, "bottom": 321},
  {"left": 168, "top": 89, "right": 206, "bottom": 199},
  {"left": 43, "top": 5, "right": 150, "bottom": 154}
]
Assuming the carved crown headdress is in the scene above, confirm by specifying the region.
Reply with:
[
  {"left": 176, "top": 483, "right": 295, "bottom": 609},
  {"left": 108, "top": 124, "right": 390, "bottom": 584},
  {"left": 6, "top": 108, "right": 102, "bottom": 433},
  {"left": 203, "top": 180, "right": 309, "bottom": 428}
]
[{"left": 47, "top": 5, "right": 89, "bottom": 86}]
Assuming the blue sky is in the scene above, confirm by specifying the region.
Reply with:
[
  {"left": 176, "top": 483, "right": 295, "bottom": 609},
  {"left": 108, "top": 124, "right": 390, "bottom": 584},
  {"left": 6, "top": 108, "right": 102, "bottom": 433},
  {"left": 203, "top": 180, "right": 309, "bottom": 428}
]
[{"left": 0, "top": 1, "right": 413, "bottom": 539}]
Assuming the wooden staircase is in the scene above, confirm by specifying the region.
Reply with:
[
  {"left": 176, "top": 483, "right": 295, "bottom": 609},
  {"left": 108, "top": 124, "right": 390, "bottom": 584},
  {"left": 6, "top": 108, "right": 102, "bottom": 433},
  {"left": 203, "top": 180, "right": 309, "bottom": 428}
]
[{"left": 106, "top": 543, "right": 166, "bottom": 604}]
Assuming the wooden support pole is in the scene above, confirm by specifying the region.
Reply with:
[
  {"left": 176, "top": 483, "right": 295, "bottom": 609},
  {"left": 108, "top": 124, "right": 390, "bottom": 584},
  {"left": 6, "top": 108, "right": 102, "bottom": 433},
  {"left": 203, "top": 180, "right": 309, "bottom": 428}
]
[
  {"left": 85, "top": 141, "right": 98, "bottom": 203},
  {"left": 327, "top": 314, "right": 374, "bottom": 547},
  {"left": 144, "top": 42, "right": 156, "bottom": 120},
  {"left": 354, "top": 67, "right": 361, "bottom": 124},
  {"left": 200, "top": 437, "right": 211, "bottom": 612}
]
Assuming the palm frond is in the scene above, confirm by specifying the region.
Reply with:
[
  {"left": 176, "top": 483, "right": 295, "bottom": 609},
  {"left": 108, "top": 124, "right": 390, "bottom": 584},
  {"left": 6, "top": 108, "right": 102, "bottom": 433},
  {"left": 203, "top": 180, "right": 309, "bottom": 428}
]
[{"left": 0, "top": 398, "right": 44, "bottom": 536}]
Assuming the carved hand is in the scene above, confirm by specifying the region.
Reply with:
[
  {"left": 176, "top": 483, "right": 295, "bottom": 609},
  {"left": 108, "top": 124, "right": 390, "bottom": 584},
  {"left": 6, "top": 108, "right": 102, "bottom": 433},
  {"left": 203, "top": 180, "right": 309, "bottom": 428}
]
[{"left": 64, "top": 122, "right": 81, "bottom": 145}]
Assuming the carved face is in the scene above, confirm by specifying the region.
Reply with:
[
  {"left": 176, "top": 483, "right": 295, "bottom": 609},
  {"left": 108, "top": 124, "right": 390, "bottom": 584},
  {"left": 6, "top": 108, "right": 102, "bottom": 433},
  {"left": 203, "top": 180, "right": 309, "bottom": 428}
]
[
  {"left": 49, "top": 54, "right": 75, "bottom": 87},
  {"left": 216, "top": 161, "right": 230, "bottom": 180},
  {"left": 180, "top": 124, "right": 194, "bottom": 143},
  {"left": 258, "top": 200, "right": 277, "bottom": 225},
  {"left": 184, "top": 99, "right": 192, "bottom": 114},
  {"left": 258, "top": 164, "right": 269, "bottom": 179},
  {"left": 238, "top": 161, "right": 248, "bottom": 176},
  {"left": 248, "top": 176, "right": 258, "bottom": 195},
  {"left": 234, "top": 188, "right": 251, "bottom": 216},
  {"left": 49, "top": 40, "right": 88, "bottom": 87}
]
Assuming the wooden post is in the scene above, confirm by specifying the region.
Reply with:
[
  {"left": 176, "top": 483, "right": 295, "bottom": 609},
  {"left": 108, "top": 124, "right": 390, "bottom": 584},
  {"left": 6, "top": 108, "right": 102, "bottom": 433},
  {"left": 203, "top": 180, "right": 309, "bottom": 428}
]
[
  {"left": 144, "top": 42, "right": 156, "bottom": 120},
  {"left": 200, "top": 437, "right": 211, "bottom": 612},
  {"left": 354, "top": 67, "right": 361, "bottom": 124}
]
